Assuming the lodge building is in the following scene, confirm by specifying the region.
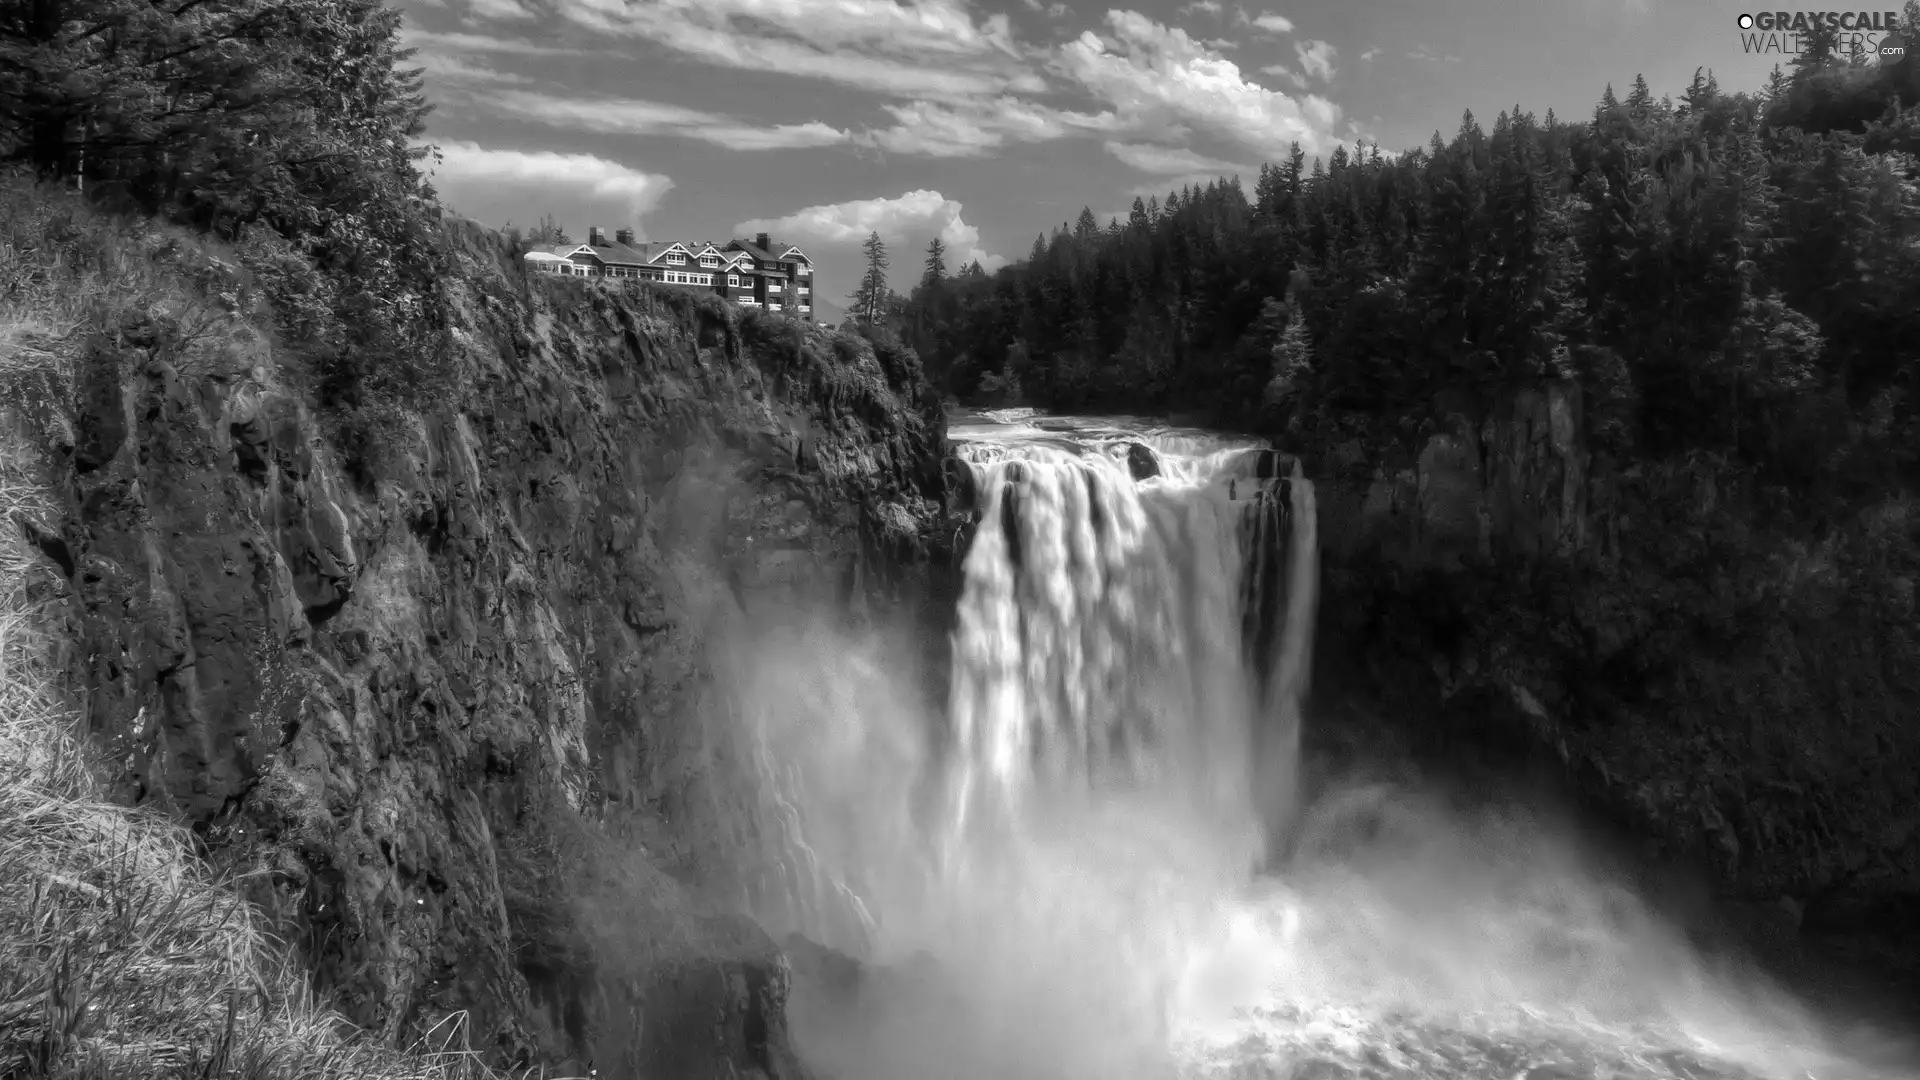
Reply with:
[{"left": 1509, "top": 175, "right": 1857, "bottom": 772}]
[{"left": 522, "top": 228, "right": 814, "bottom": 318}]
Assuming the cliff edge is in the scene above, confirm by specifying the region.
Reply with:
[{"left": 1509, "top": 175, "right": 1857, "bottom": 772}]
[{"left": 3, "top": 184, "right": 954, "bottom": 1077}]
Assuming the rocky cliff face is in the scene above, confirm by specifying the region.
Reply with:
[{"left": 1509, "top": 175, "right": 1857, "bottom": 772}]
[
  {"left": 1305, "top": 379, "right": 1920, "bottom": 988},
  {"left": 13, "top": 218, "right": 958, "bottom": 1077}
]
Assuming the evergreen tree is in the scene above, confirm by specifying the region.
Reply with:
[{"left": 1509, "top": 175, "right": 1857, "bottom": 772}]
[
  {"left": 922, "top": 237, "right": 947, "bottom": 287},
  {"left": 848, "top": 230, "right": 891, "bottom": 325}
]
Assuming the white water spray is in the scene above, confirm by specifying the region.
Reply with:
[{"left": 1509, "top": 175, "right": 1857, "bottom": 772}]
[{"left": 734, "top": 410, "right": 1913, "bottom": 1080}]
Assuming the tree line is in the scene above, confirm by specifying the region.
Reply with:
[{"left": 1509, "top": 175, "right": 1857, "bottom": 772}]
[{"left": 900, "top": 18, "right": 1920, "bottom": 511}]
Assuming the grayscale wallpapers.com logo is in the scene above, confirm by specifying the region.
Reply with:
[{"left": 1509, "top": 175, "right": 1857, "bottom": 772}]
[{"left": 1736, "top": 10, "right": 1907, "bottom": 58}]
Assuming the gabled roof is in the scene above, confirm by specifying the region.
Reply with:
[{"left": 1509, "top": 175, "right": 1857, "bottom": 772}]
[
  {"left": 776, "top": 245, "right": 811, "bottom": 264},
  {"left": 526, "top": 242, "right": 592, "bottom": 258},
  {"left": 725, "top": 238, "right": 778, "bottom": 261}
]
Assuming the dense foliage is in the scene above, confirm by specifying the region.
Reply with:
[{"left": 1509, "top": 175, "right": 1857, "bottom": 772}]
[
  {"left": 0, "top": 0, "right": 450, "bottom": 411},
  {"left": 904, "top": 41, "right": 1920, "bottom": 511}
]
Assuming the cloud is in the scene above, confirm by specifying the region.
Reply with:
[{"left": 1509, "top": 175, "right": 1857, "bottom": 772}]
[
  {"left": 468, "top": 0, "right": 537, "bottom": 20},
  {"left": 399, "top": 27, "right": 581, "bottom": 54},
  {"left": 482, "top": 89, "right": 854, "bottom": 150},
  {"left": 1259, "top": 63, "right": 1308, "bottom": 90},
  {"left": 1247, "top": 12, "right": 1293, "bottom": 33},
  {"left": 1104, "top": 141, "right": 1250, "bottom": 176},
  {"left": 545, "top": 0, "right": 1035, "bottom": 98},
  {"left": 1181, "top": 0, "right": 1223, "bottom": 14},
  {"left": 427, "top": 141, "right": 673, "bottom": 222},
  {"left": 1293, "top": 38, "right": 1335, "bottom": 80},
  {"left": 411, "top": 51, "right": 535, "bottom": 84},
  {"left": 1053, "top": 10, "right": 1343, "bottom": 159},
  {"left": 859, "top": 97, "right": 1116, "bottom": 158},
  {"left": 736, "top": 190, "right": 1006, "bottom": 274},
  {"left": 1358, "top": 46, "right": 1380, "bottom": 62}
]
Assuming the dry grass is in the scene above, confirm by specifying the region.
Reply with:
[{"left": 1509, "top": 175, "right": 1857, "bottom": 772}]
[{"left": 0, "top": 175, "right": 565, "bottom": 1080}]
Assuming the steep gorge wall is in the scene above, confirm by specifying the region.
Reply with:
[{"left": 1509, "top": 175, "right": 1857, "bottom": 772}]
[
  {"left": 9, "top": 218, "right": 960, "bottom": 1077},
  {"left": 1303, "top": 380, "right": 1920, "bottom": 982}
]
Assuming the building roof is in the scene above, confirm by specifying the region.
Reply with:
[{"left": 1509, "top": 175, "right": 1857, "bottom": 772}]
[{"left": 578, "top": 239, "right": 652, "bottom": 267}]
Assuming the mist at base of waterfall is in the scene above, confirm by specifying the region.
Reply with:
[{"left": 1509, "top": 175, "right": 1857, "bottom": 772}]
[
  {"left": 721, "top": 412, "right": 1915, "bottom": 1080},
  {"left": 730, "top": 612, "right": 1915, "bottom": 1080}
]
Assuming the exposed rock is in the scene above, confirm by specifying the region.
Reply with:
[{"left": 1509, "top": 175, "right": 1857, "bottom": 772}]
[
  {"left": 1125, "top": 441, "right": 1160, "bottom": 481},
  {"left": 15, "top": 218, "right": 954, "bottom": 1074}
]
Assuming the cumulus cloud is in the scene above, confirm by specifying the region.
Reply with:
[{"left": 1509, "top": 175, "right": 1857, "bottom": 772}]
[
  {"left": 483, "top": 89, "right": 853, "bottom": 150},
  {"left": 1358, "top": 46, "right": 1380, "bottom": 62},
  {"left": 736, "top": 190, "right": 1006, "bottom": 274},
  {"left": 1104, "top": 141, "right": 1249, "bottom": 176},
  {"left": 428, "top": 141, "right": 673, "bottom": 223},
  {"left": 1246, "top": 12, "right": 1293, "bottom": 33},
  {"left": 1054, "top": 11, "right": 1343, "bottom": 159},
  {"left": 1293, "top": 38, "right": 1336, "bottom": 80}
]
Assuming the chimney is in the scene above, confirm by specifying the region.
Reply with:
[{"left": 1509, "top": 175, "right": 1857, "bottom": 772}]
[
  {"left": 615, "top": 227, "right": 634, "bottom": 245},
  {"left": 589, "top": 226, "right": 606, "bottom": 246},
  {"left": 755, "top": 232, "right": 770, "bottom": 252}
]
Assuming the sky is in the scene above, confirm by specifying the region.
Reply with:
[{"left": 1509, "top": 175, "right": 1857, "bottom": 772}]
[{"left": 404, "top": 0, "right": 1873, "bottom": 319}]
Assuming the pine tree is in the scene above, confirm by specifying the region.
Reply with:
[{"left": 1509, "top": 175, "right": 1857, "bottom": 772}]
[
  {"left": 848, "top": 230, "right": 891, "bottom": 325},
  {"left": 923, "top": 237, "right": 947, "bottom": 287}
]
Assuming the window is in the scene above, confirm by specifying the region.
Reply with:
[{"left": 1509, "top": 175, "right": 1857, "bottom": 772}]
[
  {"left": 728, "top": 275, "right": 739, "bottom": 287},
  {"left": 700, "top": 255, "right": 718, "bottom": 267},
  {"left": 665, "top": 252, "right": 685, "bottom": 264}
]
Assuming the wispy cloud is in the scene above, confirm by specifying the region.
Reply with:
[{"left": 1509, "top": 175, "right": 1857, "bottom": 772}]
[
  {"left": 1358, "top": 46, "right": 1380, "bottom": 62},
  {"left": 1104, "top": 140, "right": 1250, "bottom": 175},
  {"left": 541, "top": 0, "right": 1034, "bottom": 98},
  {"left": 1259, "top": 63, "right": 1308, "bottom": 90},
  {"left": 859, "top": 97, "right": 1116, "bottom": 158},
  {"left": 467, "top": 0, "right": 537, "bottom": 20},
  {"left": 427, "top": 141, "right": 674, "bottom": 221},
  {"left": 411, "top": 51, "right": 535, "bottom": 84},
  {"left": 736, "top": 190, "right": 1007, "bottom": 273},
  {"left": 1244, "top": 11, "right": 1293, "bottom": 33},
  {"left": 484, "top": 89, "right": 855, "bottom": 150},
  {"left": 399, "top": 27, "right": 581, "bottom": 54},
  {"left": 1181, "top": 0, "right": 1223, "bottom": 15},
  {"left": 1054, "top": 11, "right": 1343, "bottom": 159},
  {"left": 1294, "top": 38, "right": 1336, "bottom": 80}
]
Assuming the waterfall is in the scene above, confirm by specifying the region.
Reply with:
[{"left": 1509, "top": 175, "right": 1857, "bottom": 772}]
[
  {"left": 941, "top": 435, "right": 1318, "bottom": 871},
  {"left": 748, "top": 411, "right": 1907, "bottom": 1080}
]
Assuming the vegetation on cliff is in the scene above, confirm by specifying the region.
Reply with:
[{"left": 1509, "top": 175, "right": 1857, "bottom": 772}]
[{"left": 901, "top": 24, "right": 1920, "bottom": 978}]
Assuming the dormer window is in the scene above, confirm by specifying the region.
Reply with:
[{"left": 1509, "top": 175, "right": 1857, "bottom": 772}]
[
  {"left": 664, "top": 252, "right": 685, "bottom": 264},
  {"left": 700, "top": 255, "right": 718, "bottom": 267}
]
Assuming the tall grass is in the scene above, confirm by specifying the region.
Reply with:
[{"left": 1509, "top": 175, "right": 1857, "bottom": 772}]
[{"left": 0, "top": 173, "right": 560, "bottom": 1080}]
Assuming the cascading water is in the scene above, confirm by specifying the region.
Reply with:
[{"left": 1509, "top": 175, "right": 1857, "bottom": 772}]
[
  {"left": 940, "top": 416, "right": 1318, "bottom": 912},
  {"left": 738, "top": 410, "right": 1913, "bottom": 1080}
]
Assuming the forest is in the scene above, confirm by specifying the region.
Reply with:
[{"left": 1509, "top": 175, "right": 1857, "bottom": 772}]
[{"left": 899, "top": 23, "right": 1920, "bottom": 515}]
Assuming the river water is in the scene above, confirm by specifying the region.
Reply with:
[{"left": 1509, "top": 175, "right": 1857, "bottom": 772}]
[{"left": 737, "top": 409, "right": 1917, "bottom": 1080}]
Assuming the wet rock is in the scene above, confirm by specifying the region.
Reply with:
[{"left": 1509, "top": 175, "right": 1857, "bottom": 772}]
[{"left": 1125, "top": 441, "right": 1160, "bottom": 481}]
